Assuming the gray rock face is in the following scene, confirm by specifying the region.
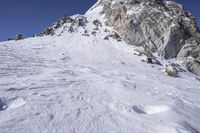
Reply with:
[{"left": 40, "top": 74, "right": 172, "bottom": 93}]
[
  {"left": 97, "top": 0, "right": 200, "bottom": 75},
  {"left": 103, "top": 0, "right": 198, "bottom": 58},
  {"left": 178, "top": 38, "right": 200, "bottom": 61},
  {"left": 178, "top": 36, "right": 200, "bottom": 75}
]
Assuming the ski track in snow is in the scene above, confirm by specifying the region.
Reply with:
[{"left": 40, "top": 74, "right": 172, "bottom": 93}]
[{"left": 0, "top": 33, "right": 200, "bottom": 132}]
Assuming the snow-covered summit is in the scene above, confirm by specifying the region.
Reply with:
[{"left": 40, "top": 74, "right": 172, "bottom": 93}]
[{"left": 37, "top": 0, "right": 200, "bottom": 75}]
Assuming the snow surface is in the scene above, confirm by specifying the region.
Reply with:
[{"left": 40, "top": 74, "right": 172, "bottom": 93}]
[{"left": 0, "top": 5, "right": 200, "bottom": 133}]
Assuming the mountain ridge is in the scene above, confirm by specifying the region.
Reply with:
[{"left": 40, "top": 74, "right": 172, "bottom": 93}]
[{"left": 35, "top": 0, "right": 200, "bottom": 75}]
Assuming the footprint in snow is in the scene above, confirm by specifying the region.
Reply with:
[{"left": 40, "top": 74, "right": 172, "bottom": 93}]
[
  {"left": 61, "top": 56, "right": 71, "bottom": 61},
  {"left": 122, "top": 81, "right": 137, "bottom": 90},
  {"left": 0, "top": 98, "right": 7, "bottom": 111},
  {"left": 0, "top": 97, "right": 26, "bottom": 111},
  {"left": 126, "top": 105, "right": 170, "bottom": 115}
]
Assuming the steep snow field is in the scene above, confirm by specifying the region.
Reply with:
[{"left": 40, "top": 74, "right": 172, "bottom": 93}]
[
  {"left": 0, "top": 29, "right": 200, "bottom": 133},
  {"left": 0, "top": 4, "right": 200, "bottom": 132}
]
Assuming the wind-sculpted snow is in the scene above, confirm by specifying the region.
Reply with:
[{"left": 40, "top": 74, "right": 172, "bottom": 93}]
[{"left": 0, "top": 27, "right": 200, "bottom": 133}]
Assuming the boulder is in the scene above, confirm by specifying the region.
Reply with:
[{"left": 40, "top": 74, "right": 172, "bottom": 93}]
[
  {"left": 82, "top": 30, "right": 90, "bottom": 36},
  {"left": 43, "top": 28, "right": 54, "bottom": 35},
  {"left": 186, "top": 60, "right": 200, "bottom": 75},
  {"left": 8, "top": 38, "right": 14, "bottom": 41},
  {"left": 104, "top": 36, "right": 109, "bottom": 40},
  {"left": 15, "top": 34, "right": 23, "bottom": 40},
  {"left": 93, "top": 19, "right": 102, "bottom": 27},
  {"left": 104, "top": 32, "right": 121, "bottom": 41},
  {"left": 165, "top": 65, "right": 178, "bottom": 77}
]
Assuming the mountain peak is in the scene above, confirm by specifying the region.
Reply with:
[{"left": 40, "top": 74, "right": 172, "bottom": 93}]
[{"left": 36, "top": 0, "right": 200, "bottom": 75}]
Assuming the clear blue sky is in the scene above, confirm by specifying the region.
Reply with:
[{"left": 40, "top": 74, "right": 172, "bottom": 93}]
[{"left": 0, "top": 0, "right": 199, "bottom": 41}]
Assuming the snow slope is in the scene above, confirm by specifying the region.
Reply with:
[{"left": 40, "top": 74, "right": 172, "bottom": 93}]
[{"left": 0, "top": 5, "right": 200, "bottom": 133}]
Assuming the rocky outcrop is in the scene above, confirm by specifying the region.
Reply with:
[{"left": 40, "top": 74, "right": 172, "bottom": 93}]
[
  {"left": 96, "top": 0, "right": 200, "bottom": 75},
  {"left": 15, "top": 34, "right": 23, "bottom": 41},
  {"left": 178, "top": 37, "right": 200, "bottom": 60},
  {"left": 103, "top": 0, "right": 198, "bottom": 57},
  {"left": 186, "top": 60, "right": 200, "bottom": 75},
  {"left": 93, "top": 19, "right": 102, "bottom": 27},
  {"left": 37, "top": 15, "right": 88, "bottom": 36},
  {"left": 177, "top": 36, "right": 200, "bottom": 75}
]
